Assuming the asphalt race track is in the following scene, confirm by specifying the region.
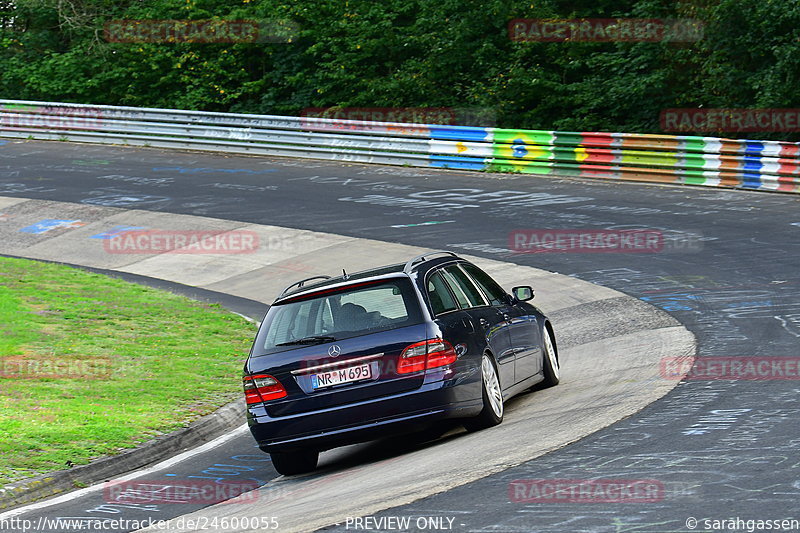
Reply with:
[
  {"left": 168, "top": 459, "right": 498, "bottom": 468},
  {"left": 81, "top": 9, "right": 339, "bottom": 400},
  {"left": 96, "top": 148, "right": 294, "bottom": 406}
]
[
  {"left": 0, "top": 196, "right": 691, "bottom": 533},
  {"left": 1, "top": 140, "right": 799, "bottom": 532}
]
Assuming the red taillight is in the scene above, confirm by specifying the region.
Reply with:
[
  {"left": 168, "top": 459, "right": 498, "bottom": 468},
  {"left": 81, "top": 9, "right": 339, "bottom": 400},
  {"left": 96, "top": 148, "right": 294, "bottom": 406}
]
[
  {"left": 398, "top": 339, "right": 458, "bottom": 374},
  {"left": 398, "top": 341, "right": 428, "bottom": 374},
  {"left": 243, "top": 374, "right": 287, "bottom": 405},
  {"left": 425, "top": 339, "right": 459, "bottom": 368}
]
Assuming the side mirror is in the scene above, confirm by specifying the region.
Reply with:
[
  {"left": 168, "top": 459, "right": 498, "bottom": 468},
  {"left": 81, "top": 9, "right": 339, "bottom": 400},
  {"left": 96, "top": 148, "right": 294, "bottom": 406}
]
[{"left": 512, "top": 286, "right": 534, "bottom": 302}]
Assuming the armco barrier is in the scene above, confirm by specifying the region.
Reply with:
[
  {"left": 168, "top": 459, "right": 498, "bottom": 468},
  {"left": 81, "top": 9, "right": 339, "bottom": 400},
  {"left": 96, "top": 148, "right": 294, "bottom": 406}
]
[{"left": 1, "top": 99, "right": 798, "bottom": 193}]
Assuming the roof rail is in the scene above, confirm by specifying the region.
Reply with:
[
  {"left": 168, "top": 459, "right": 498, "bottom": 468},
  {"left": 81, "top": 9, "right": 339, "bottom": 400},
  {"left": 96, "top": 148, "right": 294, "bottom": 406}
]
[
  {"left": 278, "top": 275, "right": 332, "bottom": 298},
  {"left": 403, "top": 251, "right": 458, "bottom": 273}
]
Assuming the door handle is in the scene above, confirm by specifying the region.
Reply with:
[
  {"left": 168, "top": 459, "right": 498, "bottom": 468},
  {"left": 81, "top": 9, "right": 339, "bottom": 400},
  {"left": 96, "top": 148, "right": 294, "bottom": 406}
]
[{"left": 479, "top": 318, "right": 489, "bottom": 328}]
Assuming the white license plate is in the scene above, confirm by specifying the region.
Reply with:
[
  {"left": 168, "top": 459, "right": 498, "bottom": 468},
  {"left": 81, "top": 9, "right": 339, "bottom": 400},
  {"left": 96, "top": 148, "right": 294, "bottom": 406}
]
[{"left": 311, "top": 363, "right": 372, "bottom": 389}]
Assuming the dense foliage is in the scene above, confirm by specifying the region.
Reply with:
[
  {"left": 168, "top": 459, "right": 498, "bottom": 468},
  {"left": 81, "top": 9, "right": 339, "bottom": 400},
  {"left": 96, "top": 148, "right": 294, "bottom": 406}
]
[{"left": 1, "top": 0, "right": 799, "bottom": 138}]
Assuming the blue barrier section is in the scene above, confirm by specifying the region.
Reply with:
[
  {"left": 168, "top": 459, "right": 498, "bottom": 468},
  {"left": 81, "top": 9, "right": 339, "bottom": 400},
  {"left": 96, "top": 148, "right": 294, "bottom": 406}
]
[
  {"left": 429, "top": 155, "right": 486, "bottom": 170},
  {"left": 429, "top": 126, "right": 490, "bottom": 142}
]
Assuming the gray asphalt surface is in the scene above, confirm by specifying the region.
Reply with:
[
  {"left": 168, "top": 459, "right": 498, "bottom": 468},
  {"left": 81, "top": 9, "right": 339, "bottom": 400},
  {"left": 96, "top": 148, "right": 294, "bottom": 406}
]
[{"left": 1, "top": 140, "right": 799, "bottom": 532}]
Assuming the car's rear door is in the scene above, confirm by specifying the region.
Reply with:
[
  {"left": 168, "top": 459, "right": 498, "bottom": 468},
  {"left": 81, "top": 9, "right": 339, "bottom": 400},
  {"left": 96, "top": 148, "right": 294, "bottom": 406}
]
[
  {"left": 423, "top": 269, "right": 475, "bottom": 372},
  {"left": 438, "top": 265, "right": 515, "bottom": 389}
]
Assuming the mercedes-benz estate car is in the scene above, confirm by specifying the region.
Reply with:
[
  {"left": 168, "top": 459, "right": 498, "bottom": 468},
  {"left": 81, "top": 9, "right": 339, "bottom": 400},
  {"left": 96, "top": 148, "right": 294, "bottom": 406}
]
[{"left": 243, "top": 251, "right": 559, "bottom": 475}]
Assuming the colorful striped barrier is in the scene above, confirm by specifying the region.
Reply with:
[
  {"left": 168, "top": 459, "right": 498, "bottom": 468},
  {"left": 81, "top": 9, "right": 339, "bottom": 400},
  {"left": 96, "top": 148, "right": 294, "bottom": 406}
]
[
  {"left": 1, "top": 99, "right": 798, "bottom": 194},
  {"left": 430, "top": 128, "right": 800, "bottom": 193}
]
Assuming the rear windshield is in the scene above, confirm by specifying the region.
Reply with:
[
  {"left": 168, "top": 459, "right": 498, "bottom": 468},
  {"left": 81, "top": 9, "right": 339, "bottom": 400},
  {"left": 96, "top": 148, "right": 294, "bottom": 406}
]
[{"left": 254, "top": 278, "right": 423, "bottom": 354}]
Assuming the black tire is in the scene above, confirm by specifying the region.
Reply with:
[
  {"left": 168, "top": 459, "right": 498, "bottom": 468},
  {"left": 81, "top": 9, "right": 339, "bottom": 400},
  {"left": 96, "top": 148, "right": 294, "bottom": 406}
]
[
  {"left": 463, "top": 354, "right": 504, "bottom": 432},
  {"left": 270, "top": 450, "right": 319, "bottom": 476},
  {"left": 542, "top": 325, "right": 560, "bottom": 387}
]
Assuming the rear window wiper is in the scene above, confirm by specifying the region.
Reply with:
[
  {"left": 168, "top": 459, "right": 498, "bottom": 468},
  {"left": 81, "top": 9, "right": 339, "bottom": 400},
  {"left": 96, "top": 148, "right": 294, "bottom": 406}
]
[{"left": 276, "top": 335, "right": 337, "bottom": 346}]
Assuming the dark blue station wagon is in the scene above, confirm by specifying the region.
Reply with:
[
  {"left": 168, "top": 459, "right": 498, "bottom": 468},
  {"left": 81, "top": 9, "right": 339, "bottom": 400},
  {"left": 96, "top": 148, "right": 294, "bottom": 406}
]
[{"left": 243, "top": 251, "right": 560, "bottom": 475}]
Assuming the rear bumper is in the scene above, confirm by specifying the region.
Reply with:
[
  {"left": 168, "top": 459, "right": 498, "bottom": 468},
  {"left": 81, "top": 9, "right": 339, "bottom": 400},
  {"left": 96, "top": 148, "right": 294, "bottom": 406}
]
[{"left": 247, "top": 374, "right": 481, "bottom": 452}]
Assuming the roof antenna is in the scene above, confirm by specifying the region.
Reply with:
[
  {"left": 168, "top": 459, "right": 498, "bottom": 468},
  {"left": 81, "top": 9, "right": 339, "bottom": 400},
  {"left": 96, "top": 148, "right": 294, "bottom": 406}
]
[{"left": 342, "top": 268, "right": 349, "bottom": 280}]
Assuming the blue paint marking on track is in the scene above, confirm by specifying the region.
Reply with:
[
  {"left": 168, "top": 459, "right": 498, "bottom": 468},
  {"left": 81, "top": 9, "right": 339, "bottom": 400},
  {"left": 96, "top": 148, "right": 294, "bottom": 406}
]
[
  {"left": 19, "top": 219, "right": 84, "bottom": 234},
  {"left": 90, "top": 225, "right": 146, "bottom": 239},
  {"left": 640, "top": 293, "right": 701, "bottom": 312}
]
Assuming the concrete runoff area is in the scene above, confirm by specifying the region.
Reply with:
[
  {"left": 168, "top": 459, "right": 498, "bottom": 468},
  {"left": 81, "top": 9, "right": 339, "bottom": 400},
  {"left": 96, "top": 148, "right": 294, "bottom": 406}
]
[
  {"left": 0, "top": 196, "right": 694, "bottom": 532},
  {"left": 135, "top": 332, "right": 692, "bottom": 533}
]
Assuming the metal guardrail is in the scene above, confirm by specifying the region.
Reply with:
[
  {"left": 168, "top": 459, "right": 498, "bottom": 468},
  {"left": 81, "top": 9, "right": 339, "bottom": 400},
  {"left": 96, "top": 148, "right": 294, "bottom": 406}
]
[{"left": 1, "top": 99, "right": 798, "bottom": 193}]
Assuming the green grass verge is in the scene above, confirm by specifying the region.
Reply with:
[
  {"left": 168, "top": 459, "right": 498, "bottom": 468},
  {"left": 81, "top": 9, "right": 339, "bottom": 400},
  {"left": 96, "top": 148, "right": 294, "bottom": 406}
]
[{"left": 0, "top": 257, "right": 257, "bottom": 486}]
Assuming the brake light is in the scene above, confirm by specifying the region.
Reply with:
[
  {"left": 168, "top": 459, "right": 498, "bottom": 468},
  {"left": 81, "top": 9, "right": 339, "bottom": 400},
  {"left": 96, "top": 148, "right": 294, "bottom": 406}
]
[
  {"left": 243, "top": 374, "right": 287, "bottom": 405},
  {"left": 398, "top": 339, "right": 458, "bottom": 374},
  {"left": 398, "top": 341, "right": 428, "bottom": 373},
  {"left": 425, "top": 339, "right": 459, "bottom": 368}
]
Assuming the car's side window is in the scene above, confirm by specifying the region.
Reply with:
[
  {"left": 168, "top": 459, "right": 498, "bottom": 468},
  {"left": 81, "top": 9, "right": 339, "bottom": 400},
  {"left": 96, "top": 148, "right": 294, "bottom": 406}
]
[
  {"left": 427, "top": 270, "right": 459, "bottom": 315},
  {"left": 461, "top": 263, "right": 508, "bottom": 306},
  {"left": 442, "top": 265, "right": 488, "bottom": 308}
]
